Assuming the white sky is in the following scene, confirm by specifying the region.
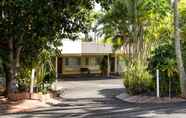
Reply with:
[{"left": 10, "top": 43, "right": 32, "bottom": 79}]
[
  {"left": 94, "top": 3, "right": 101, "bottom": 12},
  {"left": 78, "top": 3, "right": 102, "bottom": 41}
]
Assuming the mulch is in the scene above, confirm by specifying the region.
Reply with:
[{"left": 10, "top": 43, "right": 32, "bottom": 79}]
[{"left": 0, "top": 95, "right": 62, "bottom": 113}]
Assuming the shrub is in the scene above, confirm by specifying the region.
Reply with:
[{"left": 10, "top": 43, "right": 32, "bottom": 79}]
[
  {"left": 16, "top": 67, "right": 31, "bottom": 92},
  {"left": 35, "top": 63, "right": 56, "bottom": 94},
  {"left": 16, "top": 49, "right": 56, "bottom": 94},
  {"left": 148, "top": 43, "right": 181, "bottom": 96},
  {"left": 124, "top": 62, "right": 153, "bottom": 95}
]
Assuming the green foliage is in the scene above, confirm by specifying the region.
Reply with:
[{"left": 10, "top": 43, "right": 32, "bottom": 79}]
[
  {"left": 99, "top": 0, "right": 182, "bottom": 97},
  {"left": 124, "top": 61, "right": 153, "bottom": 95},
  {"left": 98, "top": 0, "right": 171, "bottom": 48},
  {"left": 148, "top": 43, "right": 181, "bottom": 96},
  {"left": 16, "top": 49, "right": 56, "bottom": 93},
  {"left": 34, "top": 49, "right": 56, "bottom": 93},
  {"left": 0, "top": 0, "right": 105, "bottom": 93},
  {"left": 16, "top": 67, "right": 31, "bottom": 92},
  {"left": 37, "top": 72, "right": 55, "bottom": 94},
  {"left": 149, "top": 43, "right": 175, "bottom": 71}
]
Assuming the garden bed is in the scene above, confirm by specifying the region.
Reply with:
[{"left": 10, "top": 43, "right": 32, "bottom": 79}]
[
  {"left": 116, "top": 93, "right": 186, "bottom": 104},
  {"left": 0, "top": 91, "right": 62, "bottom": 113},
  {"left": 8, "top": 92, "right": 31, "bottom": 101},
  {"left": 8, "top": 90, "right": 60, "bottom": 101}
]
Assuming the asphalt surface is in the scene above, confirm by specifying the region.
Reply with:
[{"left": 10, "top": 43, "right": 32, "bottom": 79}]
[{"left": 1, "top": 77, "right": 186, "bottom": 118}]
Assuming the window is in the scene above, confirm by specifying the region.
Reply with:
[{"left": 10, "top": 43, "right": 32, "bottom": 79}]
[
  {"left": 65, "top": 57, "right": 80, "bottom": 67},
  {"left": 96, "top": 57, "right": 101, "bottom": 65},
  {"left": 85, "top": 57, "right": 89, "bottom": 65},
  {"left": 65, "top": 58, "right": 69, "bottom": 65},
  {"left": 90, "top": 57, "right": 96, "bottom": 65}
]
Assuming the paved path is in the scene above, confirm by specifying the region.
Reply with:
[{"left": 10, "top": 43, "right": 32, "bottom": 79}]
[{"left": 1, "top": 78, "right": 186, "bottom": 118}]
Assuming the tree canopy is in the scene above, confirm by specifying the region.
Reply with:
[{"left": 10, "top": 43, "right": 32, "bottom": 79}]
[
  {"left": 0, "top": 0, "right": 104, "bottom": 94},
  {"left": 98, "top": 0, "right": 171, "bottom": 62}
]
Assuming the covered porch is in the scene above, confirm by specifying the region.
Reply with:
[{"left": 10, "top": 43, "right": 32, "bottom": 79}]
[
  {"left": 56, "top": 54, "right": 118, "bottom": 78},
  {"left": 55, "top": 40, "right": 120, "bottom": 78}
]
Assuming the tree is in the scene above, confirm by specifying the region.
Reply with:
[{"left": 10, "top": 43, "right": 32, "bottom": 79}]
[
  {"left": 0, "top": 0, "right": 102, "bottom": 95},
  {"left": 98, "top": 0, "right": 174, "bottom": 95},
  {"left": 98, "top": 0, "right": 170, "bottom": 62},
  {"left": 173, "top": 0, "right": 186, "bottom": 97}
]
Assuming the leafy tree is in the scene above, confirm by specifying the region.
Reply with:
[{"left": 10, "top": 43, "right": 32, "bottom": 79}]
[
  {"left": 98, "top": 0, "right": 170, "bottom": 62},
  {"left": 0, "top": 0, "right": 102, "bottom": 95},
  {"left": 98, "top": 0, "right": 175, "bottom": 95},
  {"left": 149, "top": 43, "right": 180, "bottom": 96}
]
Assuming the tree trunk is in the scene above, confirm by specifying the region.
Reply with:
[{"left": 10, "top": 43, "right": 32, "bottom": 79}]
[
  {"left": 16, "top": 47, "right": 22, "bottom": 69},
  {"left": 7, "top": 38, "right": 17, "bottom": 95},
  {"left": 174, "top": 0, "right": 186, "bottom": 97},
  {"left": 2, "top": 63, "right": 10, "bottom": 96}
]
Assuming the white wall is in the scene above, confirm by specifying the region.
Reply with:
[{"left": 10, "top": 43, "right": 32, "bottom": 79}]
[
  {"left": 61, "top": 40, "right": 82, "bottom": 54},
  {"left": 82, "top": 42, "right": 112, "bottom": 54},
  {"left": 61, "top": 39, "right": 112, "bottom": 55}
]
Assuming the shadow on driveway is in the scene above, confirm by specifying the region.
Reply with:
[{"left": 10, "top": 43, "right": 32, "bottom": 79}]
[
  {"left": 2, "top": 78, "right": 186, "bottom": 118},
  {"left": 1, "top": 87, "right": 186, "bottom": 118}
]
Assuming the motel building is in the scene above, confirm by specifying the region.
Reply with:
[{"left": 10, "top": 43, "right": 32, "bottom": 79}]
[{"left": 56, "top": 39, "right": 125, "bottom": 78}]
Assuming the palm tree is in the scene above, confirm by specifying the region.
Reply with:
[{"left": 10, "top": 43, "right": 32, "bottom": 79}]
[
  {"left": 98, "top": 0, "right": 169, "bottom": 63},
  {"left": 173, "top": 0, "right": 186, "bottom": 97}
]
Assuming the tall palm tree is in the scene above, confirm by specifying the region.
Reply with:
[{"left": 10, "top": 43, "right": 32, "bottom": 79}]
[
  {"left": 98, "top": 0, "right": 169, "bottom": 62},
  {"left": 173, "top": 0, "right": 186, "bottom": 97}
]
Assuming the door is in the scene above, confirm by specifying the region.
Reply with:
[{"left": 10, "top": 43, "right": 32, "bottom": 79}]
[
  {"left": 111, "top": 57, "right": 115, "bottom": 73},
  {"left": 57, "top": 57, "right": 63, "bottom": 78}
]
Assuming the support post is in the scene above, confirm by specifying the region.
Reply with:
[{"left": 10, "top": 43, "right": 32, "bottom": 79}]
[
  {"left": 55, "top": 56, "right": 58, "bottom": 80},
  {"left": 114, "top": 55, "right": 118, "bottom": 74},
  {"left": 30, "top": 68, "right": 35, "bottom": 94},
  {"left": 54, "top": 56, "right": 58, "bottom": 90},
  {"left": 156, "top": 69, "right": 160, "bottom": 98},
  {"left": 107, "top": 55, "right": 110, "bottom": 77}
]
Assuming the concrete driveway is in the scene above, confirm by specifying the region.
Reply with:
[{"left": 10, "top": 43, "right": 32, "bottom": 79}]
[
  {"left": 1, "top": 77, "right": 186, "bottom": 118},
  {"left": 60, "top": 77, "right": 124, "bottom": 99}
]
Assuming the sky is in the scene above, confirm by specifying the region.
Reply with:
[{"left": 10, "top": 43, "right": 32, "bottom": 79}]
[{"left": 94, "top": 3, "right": 102, "bottom": 12}]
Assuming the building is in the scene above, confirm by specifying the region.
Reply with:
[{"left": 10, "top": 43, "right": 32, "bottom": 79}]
[{"left": 56, "top": 39, "right": 124, "bottom": 78}]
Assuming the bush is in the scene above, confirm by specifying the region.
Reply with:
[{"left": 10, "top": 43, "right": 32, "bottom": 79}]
[
  {"left": 148, "top": 43, "right": 181, "bottom": 96},
  {"left": 16, "top": 49, "right": 56, "bottom": 94},
  {"left": 124, "top": 62, "right": 153, "bottom": 95},
  {"left": 35, "top": 64, "right": 56, "bottom": 94},
  {"left": 43, "top": 72, "right": 56, "bottom": 84},
  {"left": 16, "top": 63, "right": 56, "bottom": 94},
  {"left": 16, "top": 67, "right": 31, "bottom": 92},
  {"left": 37, "top": 72, "right": 56, "bottom": 94}
]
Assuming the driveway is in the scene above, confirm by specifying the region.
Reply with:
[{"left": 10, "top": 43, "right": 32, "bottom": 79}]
[
  {"left": 1, "top": 77, "right": 186, "bottom": 118},
  {"left": 60, "top": 77, "right": 124, "bottom": 99}
]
